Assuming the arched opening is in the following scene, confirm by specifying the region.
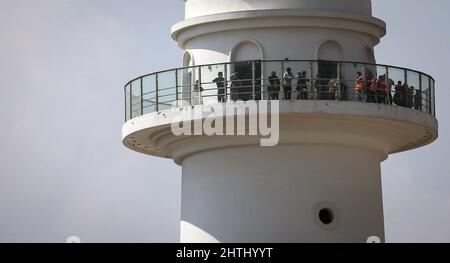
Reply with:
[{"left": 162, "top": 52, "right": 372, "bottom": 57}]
[
  {"left": 363, "top": 46, "right": 375, "bottom": 64},
  {"left": 182, "top": 51, "right": 195, "bottom": 103},
  {"left": 183, "top": 51, "right": 194, "bottom": 67},
  {"left": 317, "top": 40, "right": 344, "bottom": 62},
  {"left": 229, "top": 40, "right": 263, "bottom": 101},
  {"left": 315, "top": 40, "right": 344, "bottom": 100}
]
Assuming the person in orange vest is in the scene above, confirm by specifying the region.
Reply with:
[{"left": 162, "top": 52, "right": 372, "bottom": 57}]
[
  {"left": 366, "top": 73, "right": 377, "bottom": 103},
  {"left": 355, "top": 72, "right": 365, "bottom": 102}
]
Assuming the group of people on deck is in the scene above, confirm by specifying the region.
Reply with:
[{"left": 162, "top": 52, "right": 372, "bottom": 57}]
[
  {"left": 355, "top": 71, "right": 423, "bottom": 110},
  {"left": 266, "top": 67, "right": 343, "bottom": 101},
  {"left": 202, "top": 69, "right": 422, "bottom": 110}
]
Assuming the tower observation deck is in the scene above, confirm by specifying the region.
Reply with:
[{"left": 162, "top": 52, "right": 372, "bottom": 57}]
[{"left": 122, "top": 0, "right": 438, "bottom": 243}]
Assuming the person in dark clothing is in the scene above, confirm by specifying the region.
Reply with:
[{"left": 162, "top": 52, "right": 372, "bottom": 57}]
[
  {"left": 213, "top": 72, "right": 226, "bottom": 102},
  {"left": 283, "top": 67, "right": 294, "bottom": 100},
  {"left": 296, "top": 71, "right": 310, "bottom": 100},
  {"left": 268, "top": 71, "right": 281, "bottom": 100},
  {"left": 394, "top": 81, "right": 405, "bottom": 106},
  {"left": 375, "top": 75, "right": 387, "bottom": 104},
  {"left": 414, "top": 89, "right": 422, "bottom": 110},
  {"left": 406, "top": 85, "right": 415, "bottom": 108},
  {"left": 230, "top": 72, "right": 241, "bottom": 102}
]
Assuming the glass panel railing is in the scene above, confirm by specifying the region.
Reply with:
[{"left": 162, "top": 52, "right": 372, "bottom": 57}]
[
  {"left": 431, "top": 79, "right": 436, "bottom": 116},
  {"left": 142, "top": 74, "right": 156, "bottom": 114},
  {"left": 124, "top": 60, "right": 436, "bottom": 121},
  {"left": 406, "top": 70, "right": 421, "bottom": 111},
  {"left": 201, "top": 63, "right": 226, "bottom": 105},
  {"left": 284, "top": 61, "right": 313, "bottom": 101},
  {"left": 228, "top": 61, "right": 254, "bottom": 101},
  {"left": 157, "top": 71, "right": 177, "bottom": 111},
  {"left": 263, "top": 61, "right": 283, "bottom": 101},
  {"left": 390, "top": 67, "right": 409, "bottom": 108},
  {"left": 125, "top": 84, "right": 131, "bottom": 121},
  {"left": 341, "top": 62, "right": 368, "bottom": 102},
  {"left": 421, "top": 75, "right": 431, "bottom": 114},
  {"left": 131, "top": 78, "right": 142, "bottom": 118},
  {"left": 177, "top": 67, "right": 194, "bottom": 107}
]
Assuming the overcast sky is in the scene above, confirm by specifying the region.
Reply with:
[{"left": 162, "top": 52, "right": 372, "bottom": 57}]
[{"left": 0, "top": 0, "right": 449, "bottom": 243}]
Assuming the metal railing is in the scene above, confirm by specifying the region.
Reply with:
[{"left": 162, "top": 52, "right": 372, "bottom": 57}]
[{"left": 124, "top": 60, "right": 436, "bottom": 121}]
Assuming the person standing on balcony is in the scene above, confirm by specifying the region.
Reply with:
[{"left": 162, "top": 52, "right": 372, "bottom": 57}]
[
  {"left": 366, "top": 73, "right": 377, "bottom": 103},
  {"left": 414, "top": 88, "right": 422, "bottom": 110},
  {"left": 355, "top": 72, "right": 365, "bottom": 102},
  {"left": 213, "top": 72, "right": 226, "bottom": 103},
  {"left": 393, "top": 81, "right": 406, "bottom": 106},
  {"left": 328, "top": 77, "right": 339, "bottom": 101},
  {"left": 193, "top": 80, "right": 204, "bottom": 105},
  {"left": 365, "top": 73, "right": 378, "bottom": 103},
  {"left": 268, "top": 71, "right": 281, "bottom": 100},
  {"left": 385, "top": 75, "right": 394, "bottom": 105},
  {"left": 230, "top": 72, "right": 241, "bottom": 102},
  {"left": 297, "top": 71, "right": 310, "bottom": 100},
  {"left": 376, "top": 75, "right": 387, "bottom": 104},
  {"left": 283, "top": 67, "right": 294, "bottom": 100},
  {"left": 406, "top": 85, "right": 415, "bottom": 108}
]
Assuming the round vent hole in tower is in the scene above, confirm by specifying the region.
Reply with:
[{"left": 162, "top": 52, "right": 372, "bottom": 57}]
[{"left": 319, "top": 208, "right": 334, "bottom": 225}]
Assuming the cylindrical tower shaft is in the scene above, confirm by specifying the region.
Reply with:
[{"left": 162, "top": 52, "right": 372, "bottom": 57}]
[{"left": 181, "top": 145, "right": 385, "bottom": 242}]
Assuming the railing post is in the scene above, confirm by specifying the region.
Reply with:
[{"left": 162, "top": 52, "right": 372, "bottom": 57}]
[
  {"left": 419, "top": 73, "right": 423, "bottom": 112},
  {"left": 124, "top": 85, "right": 127, "bottom": 122},
  {"left": 386, "top": 66, "right": 390, "bottom": 105},
  {"left": 429, "top": 77, "right": 432, "bottom": 115},
  {"left": 175, "top": 70, "right": 179, "bottom": 108},
  {"left": 198, "top": 66, "right": 202, "bottom": 105},
  {"left": 404, "top": 69, "right": 409, "bottom": 107},
  {"left": 281, "top": 61, "right": 285, "bottom": 100},
  {"left": 404, "top": 69, "right": 408, "bottom": 85},
  {"left": 260, "top": 60, "right": 265, "bottom": 100},
  {"left": 129, "top": 82, "right": 133, "bottom": 119},
  {"left": 224, "top": 63, "right": 228, "bottom": 102},
  {"left": 337, "top": 62, "right": 341, "bottom": 101},
  {"left": 433, "top": 79, "right": 436, "bottom": 117},
  {"left": 140, "top": 77, "right": 143, "bottom": 115},
  {"left": 155, "top": 73, "right": 159, "bottom": 111},
  {"left": 310, "top": 61, "right": 314, "bottom": 100},
  {"left": 252, "top": 61, "right": 256, "bottom": 100}
]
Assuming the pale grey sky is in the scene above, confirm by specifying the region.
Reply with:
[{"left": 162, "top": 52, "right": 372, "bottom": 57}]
[{"left": 0, "top": 0, "right": 449, "bottom": 243}]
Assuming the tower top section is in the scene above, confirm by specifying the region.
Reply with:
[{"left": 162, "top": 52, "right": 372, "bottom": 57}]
[{"left": 183, "top": 0, "right": 372, "bottom": 19}]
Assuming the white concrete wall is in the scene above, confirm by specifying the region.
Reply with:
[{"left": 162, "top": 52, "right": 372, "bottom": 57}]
[
  {"left": 184, "top": 27, "right": 375, "bottom": 65},
  {"left": 184, "top": 0, "right": 372, "bottom": 19},
  {"left": 180, "top": 144, "right": 385, "bottom": 243}
]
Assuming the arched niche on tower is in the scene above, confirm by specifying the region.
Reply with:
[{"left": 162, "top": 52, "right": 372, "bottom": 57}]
[
  {"left": 363, "top": 46, "right": 376, "bottom": 64},
  {"left": 229, "top": 40, "right": 264, "bottom": 100},
  {"left": 317, "top": 40, "right": 344, "bottom": 61},
  {"left": 181, "top": 50, "right": 196, "bottom": 102},
  {"left": 316, "top": 40, "right": 344, "bottom": 80},
  {"left": 230, "top": 40, "right": 263, "bottom": 62},
  {"left": 183, "top": 50, "right": 195, "bottom": 67}
]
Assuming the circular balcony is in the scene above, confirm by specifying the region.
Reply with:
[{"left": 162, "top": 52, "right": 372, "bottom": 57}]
[
  {"left": 124, "top": 60, "right": 435, "bottom": 122},
  {"left": 123, "top": 60, "right": 437, "bottom": 162}
]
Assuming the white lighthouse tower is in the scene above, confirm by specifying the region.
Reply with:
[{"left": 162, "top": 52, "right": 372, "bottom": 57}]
[{"left": 122, "top": 0, "right": 438, "bottom": 242}]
